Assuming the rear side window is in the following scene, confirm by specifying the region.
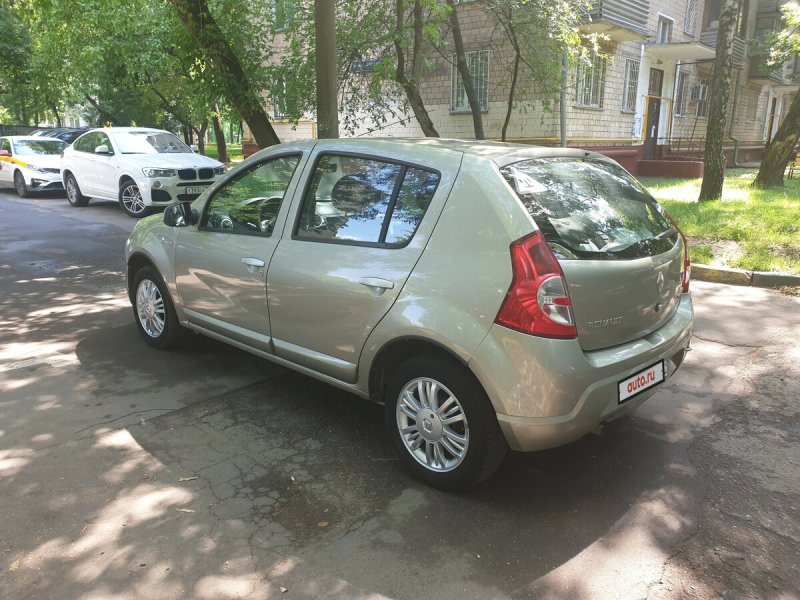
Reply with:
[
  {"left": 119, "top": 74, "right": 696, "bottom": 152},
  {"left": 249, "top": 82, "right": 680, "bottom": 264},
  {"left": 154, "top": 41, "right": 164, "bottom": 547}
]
[
  {"left": 501, "top": 158, "right": 676, "bottom": 260},
  {"left": 296, "top": 154, "right": 439, "bottom": 246}
]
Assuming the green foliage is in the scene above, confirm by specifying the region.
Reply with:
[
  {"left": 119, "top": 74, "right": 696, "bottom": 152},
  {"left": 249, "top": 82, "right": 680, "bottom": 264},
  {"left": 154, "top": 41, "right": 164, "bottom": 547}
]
[{"left": 643, "top": 169, "right": 800, "bottom": 274}]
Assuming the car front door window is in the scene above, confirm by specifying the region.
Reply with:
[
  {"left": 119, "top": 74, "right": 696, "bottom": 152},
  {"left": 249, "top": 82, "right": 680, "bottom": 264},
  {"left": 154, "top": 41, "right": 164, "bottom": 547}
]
[{"left": 202, "top": 155, "right": 300, "bottom": 236}]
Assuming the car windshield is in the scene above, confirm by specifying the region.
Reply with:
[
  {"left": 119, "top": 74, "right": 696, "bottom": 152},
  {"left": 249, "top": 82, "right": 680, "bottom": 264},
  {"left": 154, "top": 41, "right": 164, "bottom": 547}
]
[
  {"left": 501, "top": 158, "right": 675, "bottom": 260},
  {"left": 114, "top": 131, "right": 191, "bottom": 154},
  {"left": 12, "top": 139, "right": 68, "bottom": 155}
]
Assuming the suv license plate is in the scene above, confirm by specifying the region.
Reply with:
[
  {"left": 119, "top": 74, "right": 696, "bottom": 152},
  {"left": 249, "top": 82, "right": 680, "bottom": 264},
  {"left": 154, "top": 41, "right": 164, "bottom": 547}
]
[
  {"left": 185, "top": 186, "right": 208, "bottom": 195},
  {"left": 618, "top": 360, "right": 665, "bottom": 403}
]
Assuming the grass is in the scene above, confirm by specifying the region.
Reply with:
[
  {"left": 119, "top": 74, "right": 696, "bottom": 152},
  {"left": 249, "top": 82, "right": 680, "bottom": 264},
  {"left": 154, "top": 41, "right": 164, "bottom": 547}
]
[
  {"left": 203, "top": 143, "right": 244, "bottom": 164},
  {"left": 640, "top": 168, "right": 800, "bottom": 275}
]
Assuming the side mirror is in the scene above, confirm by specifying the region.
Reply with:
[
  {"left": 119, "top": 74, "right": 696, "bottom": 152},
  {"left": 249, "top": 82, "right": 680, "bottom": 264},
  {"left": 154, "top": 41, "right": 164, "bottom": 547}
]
[
  {"left": 0, "top": 149, "right": 9, "bottom": 156},
  {"left": 94, "top": 144, "right": 112, "bottom": 155},
  {"left": 190, "top": 144, "right": 199, "bottom": 153},
  {"left": 163, "top": 201, "right": 198, "bottom": 227}
]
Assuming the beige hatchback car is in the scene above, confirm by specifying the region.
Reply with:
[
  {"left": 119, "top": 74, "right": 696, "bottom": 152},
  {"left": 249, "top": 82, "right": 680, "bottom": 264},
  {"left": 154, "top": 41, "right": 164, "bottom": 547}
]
[{"left": 126, "top": 139, "right": 693, "bottom": 490}]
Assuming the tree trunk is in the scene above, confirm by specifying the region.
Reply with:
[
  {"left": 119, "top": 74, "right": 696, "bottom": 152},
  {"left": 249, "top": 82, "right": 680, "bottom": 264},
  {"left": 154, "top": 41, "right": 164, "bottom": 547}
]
[
  {"left": 447, "top": 0, "right": 484, "bottom": 139},
  {"left": 499, "top": 9, "right": 520, "bottom": 143},
  {"left": 212, "top": 107, "right": 228, "bottom": 163},
  {"left": 84, "top": 95, "right": 118, "bottom": 125},
  {"left": 698, "top": 0, "right": 741, "bottom": 201},
  {"left": 47, "top": 99, "right": 62, "bottom": 127},
  {"left": 170, "top": 0, "right": 280, "bottom": 148},
  {"left": 314, "top": 0, "right": 339, "bottom": 139},
  {"left": 753, "top": 92, "right": 800, "bottom": 188},
  {"left": 195, "top": 118, "right": 208, "bottom": 154},
  {"left": 394, "top": 0, "right": 439, "bottom": 137}
]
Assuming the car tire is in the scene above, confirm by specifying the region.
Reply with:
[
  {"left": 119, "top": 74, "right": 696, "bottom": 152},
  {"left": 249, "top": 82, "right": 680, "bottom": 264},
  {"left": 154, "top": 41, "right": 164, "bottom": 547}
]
[
  {"left": 14, "top": 171, "right": 30, "bottom": 198},
  {"left": 384, "top": 355, "right": 507, "bottom": 491},
  {"left": 119, "top": 179, "right": 150, "bottom": 218},
  {"left": 65, "top": 173, "right": 89, "bottom": 207},
  {"left": 131, "top": 266, "right": 184, "bottom": 349}
]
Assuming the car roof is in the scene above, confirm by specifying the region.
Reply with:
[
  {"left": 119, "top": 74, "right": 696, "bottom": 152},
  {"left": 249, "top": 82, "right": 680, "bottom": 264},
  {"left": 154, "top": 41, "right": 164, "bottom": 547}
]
[
  {"left": 306, "top": 137, "right": 609, "bottom": 167},
  {"left": 87, "top": 127, "right": 169, "bottom": 135},
  {"left": 1, "top": 136, "right": 69, "bottom": 142}
]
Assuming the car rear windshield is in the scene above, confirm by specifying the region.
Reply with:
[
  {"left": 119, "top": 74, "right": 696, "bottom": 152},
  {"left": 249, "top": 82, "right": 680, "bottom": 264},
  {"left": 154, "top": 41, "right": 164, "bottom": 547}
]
[
  {"left": 115, "top": 132, "right": 191, "bottom": 154},
  {"left": 500, "top": 157, "right": 677, "bottom": 260},
  {"left": 13, "top": 139, "right": 68, "bottom": 155}
]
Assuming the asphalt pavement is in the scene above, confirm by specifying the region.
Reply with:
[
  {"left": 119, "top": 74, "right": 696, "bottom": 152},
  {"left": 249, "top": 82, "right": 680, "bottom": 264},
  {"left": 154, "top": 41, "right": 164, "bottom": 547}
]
[{"left": 1, "top": 189, "right": 798, "bottom": 599}]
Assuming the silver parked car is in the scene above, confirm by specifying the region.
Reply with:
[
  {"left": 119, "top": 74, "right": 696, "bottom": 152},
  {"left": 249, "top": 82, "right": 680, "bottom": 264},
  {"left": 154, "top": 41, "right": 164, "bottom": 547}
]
[{"left": 125, "top": 139, "right": 693, "bottom": 490}]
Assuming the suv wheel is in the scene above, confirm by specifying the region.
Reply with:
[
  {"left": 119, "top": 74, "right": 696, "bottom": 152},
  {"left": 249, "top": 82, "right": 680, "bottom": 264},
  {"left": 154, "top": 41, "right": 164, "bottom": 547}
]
[
  {"left": 65, "top": 173, "right": 89, "bottom": 207},
  {"left": 120, "top": 179, "right": 149, "bottom": 218},
  {"left": 14, "top": 171, "right": 30, "bottom": 198},
  {"left": 132, "top": 266, "right": 183, "bottom": 349},
  {"left": 384, "top": 355, "right": 507, "bottom": 491}
]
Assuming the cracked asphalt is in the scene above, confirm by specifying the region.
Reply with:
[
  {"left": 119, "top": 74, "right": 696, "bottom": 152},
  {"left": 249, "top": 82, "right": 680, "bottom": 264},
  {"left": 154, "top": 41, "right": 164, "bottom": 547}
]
[{"left": 1, "top": 189, "right": 798, "bottom": 599}]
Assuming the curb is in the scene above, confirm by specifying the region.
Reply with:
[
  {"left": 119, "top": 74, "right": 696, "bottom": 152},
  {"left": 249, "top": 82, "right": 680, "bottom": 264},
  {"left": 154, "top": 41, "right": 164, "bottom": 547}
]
[{"left": 692, "top": 264, "right": 800, "bottom": 289}]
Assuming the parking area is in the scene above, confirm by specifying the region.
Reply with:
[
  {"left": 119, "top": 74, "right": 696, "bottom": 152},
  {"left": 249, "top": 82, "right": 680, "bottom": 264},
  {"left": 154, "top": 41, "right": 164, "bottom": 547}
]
[{"left": 1, "top": 189, "right": 798, "bottom": 599}]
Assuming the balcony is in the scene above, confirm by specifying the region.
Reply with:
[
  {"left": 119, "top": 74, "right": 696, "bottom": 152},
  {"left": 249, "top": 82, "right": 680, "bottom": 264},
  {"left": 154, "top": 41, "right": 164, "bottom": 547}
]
[
  {"left": 581, "top": 0, "right": 650, "bottom": 41},
  {"left": 699, "top": 30, "right": 746, "bottom": 69},
  {"left": 748, "top": 54, "right": 785, "bottom": 83}
]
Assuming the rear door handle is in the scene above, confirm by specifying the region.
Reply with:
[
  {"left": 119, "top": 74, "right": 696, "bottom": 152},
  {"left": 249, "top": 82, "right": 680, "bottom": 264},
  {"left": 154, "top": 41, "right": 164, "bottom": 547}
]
[
  {"left": 359, "top": 277, "right": 395, "bottom": 296},
  {"left": 242, "top": 257, "right": 266, "bottom": 276}
]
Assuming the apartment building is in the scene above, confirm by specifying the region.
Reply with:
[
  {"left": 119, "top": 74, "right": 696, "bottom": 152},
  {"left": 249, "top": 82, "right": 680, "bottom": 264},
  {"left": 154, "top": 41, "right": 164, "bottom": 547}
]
[{"left": 251, "top": 0, "right": 798, "bottom": 175}]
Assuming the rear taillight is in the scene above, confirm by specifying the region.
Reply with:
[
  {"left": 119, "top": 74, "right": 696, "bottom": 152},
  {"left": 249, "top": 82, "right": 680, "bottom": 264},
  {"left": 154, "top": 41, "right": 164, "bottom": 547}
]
[{"left": 495, "top": 231, "right": 576, "bottom": 339}]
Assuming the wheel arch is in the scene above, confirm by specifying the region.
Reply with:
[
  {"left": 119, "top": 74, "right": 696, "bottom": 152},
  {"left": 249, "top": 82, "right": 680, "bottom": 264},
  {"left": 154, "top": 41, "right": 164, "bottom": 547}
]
[
  {"left": 126, "top": 252, "right": 156, "bottom": 302},
  {"left": 367, "top": 336, "right": 474, "bottom": 405}
]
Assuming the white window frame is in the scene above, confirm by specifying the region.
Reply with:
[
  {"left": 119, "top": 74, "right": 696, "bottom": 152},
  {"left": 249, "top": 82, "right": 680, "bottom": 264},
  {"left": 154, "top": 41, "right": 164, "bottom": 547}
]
[
  {"left": 622, "top": 59, "right": 640, "bottom": 113},
  {"left": 450, "top": 50, "right": 490, "bottom": 113},
  {"left": 575, "top": 54, "right": 607, "bottom": 108},
  {"left": 656, "top": 15, "right": 674, "bottom": 44}
]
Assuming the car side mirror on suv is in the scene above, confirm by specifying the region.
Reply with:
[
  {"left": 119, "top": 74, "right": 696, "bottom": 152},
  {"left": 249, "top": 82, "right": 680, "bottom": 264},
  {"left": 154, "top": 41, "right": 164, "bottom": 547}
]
[
  {"left": 94, "top": 144, "right": 113, "bottom": 155},
  {"left": 163, "top": 201, "right": 198, "bottom": 228}
]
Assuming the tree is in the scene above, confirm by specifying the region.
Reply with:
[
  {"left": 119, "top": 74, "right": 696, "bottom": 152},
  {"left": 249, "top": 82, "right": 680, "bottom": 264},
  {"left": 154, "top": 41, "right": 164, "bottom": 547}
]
[
  {"left": 170, "top": 0, "right": 280, "bottom": 147},
  {"left": 698, "top": 0, "right": 743, "bottom": 201},
  {"left": 447, "top": 0, "right": 485, "bottom": 139},
  {"left": 315, "top": 0, "right": 339, "bottom": 138},
  {"left": 393, "top": 0, "right": 440, "bottom": 137},
  {"left": 753, "top": 1, "right": 800, "bottom": 188}
]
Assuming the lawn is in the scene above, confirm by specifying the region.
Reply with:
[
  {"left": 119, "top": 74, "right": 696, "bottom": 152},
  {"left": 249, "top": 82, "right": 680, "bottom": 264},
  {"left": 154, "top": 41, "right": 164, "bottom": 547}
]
[
  {"left": 203, "top": 143, "right": 244, "bottom": 164},
  {"left": 640, "top": 168, "right": 800, "bottom": 275}
]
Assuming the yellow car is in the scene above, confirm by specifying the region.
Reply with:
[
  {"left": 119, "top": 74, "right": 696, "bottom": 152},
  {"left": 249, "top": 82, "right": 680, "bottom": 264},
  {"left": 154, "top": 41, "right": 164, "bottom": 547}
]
[{"left": 0, "top": 136, "right": 67, "bottom": 197}]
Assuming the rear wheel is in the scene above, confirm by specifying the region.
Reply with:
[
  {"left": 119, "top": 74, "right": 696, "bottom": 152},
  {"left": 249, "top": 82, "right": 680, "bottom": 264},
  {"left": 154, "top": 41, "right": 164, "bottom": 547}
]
[
  {"left": 14, "top": 171, "right": 29, "bottom": 198},
  {"left": 65, "top": 173, "right": 89, "bottom": 207},
  {"left": 384, "top": 355, "right": 507, "bottom": 491},
  {"left": 119, "top": 179, "right": 149, "bottom": 218},
  {"left": 131, "top": 266, "right": 183, "bottom": 349}
]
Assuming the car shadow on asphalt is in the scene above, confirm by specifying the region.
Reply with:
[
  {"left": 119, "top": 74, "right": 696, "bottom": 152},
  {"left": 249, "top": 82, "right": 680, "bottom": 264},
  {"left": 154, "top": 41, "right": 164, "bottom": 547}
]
[{"left": 65, "top": 324, "right": 696, "bottom": 596}]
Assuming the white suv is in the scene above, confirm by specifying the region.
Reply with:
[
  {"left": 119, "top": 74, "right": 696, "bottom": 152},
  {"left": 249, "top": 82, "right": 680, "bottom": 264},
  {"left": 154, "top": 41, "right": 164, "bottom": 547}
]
[{"left": 62, "top": 127, "right": 225, "bottom": 217}]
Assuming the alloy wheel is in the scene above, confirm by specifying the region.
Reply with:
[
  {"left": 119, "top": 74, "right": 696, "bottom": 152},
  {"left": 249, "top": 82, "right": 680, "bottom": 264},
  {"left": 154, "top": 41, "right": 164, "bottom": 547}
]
[
  {"left": 135, "top": 279, "right": 166, "bottom": 338},
  {"left": 121, "top": 183, "right": 146, "bottom": 215}
]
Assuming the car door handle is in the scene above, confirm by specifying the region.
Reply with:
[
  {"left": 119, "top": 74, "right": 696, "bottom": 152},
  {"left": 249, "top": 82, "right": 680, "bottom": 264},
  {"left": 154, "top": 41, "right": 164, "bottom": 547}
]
[
  {"left": 242, "top": 257, "right": 266, "bottom": 276},
  {"left": 359, "top": 277, "right": 395, "bottom": 296}
]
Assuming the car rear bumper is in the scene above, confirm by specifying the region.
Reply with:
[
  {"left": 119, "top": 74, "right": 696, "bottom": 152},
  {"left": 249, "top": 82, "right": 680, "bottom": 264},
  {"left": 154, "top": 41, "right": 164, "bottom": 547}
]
[{"left": 470, "top": 294, "right": 693, "bottom": 452}]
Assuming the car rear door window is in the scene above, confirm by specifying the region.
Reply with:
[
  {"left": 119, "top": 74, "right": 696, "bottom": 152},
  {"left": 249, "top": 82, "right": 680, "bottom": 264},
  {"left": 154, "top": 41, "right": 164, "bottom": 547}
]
[
  {"left": 201, "top": 155, "right": 300, "bottom": 237},
  {"left": 501, "top": 158, "right": 676, "bottom": 260},
  {"left": 296, "top": 154, "right": 439, "bottom": 246}
]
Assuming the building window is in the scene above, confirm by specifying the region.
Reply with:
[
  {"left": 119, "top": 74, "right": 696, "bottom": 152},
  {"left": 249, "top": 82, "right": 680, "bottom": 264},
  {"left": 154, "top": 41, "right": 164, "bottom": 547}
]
[
  {"left": 622, "top": 59, "right": 640, "bottom": 112},
  {"left": 684, "top": 0, "right": 697, "bottom": 35},
  {"left": 674, "top": 72, "right": 688, "bottom": 115},
  {"left": 273, "top": 0, "right": 295, "bottom": 32},
  {"left": 693, "top": 79, "right": 709, "bottom": 117},
  {"left": 451, "top": 50, "right": 489, "bottom": 112},
  {"left": 272, "top": 77, "right": 297, "bottom": 119},
  {"left": 576, "top": 54, "right": 607, "bottom": 108},
  {"left": 656, "top": 16, "right": 674, "bottom": 43},
  {"left": 742, "top": 90, "right": 760, "bottom": 121}
]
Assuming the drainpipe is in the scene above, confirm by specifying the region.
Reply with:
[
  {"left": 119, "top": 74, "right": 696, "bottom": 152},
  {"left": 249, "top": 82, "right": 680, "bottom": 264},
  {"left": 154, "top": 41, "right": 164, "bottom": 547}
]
[
  {"left": 728, "top": 71, "right": 743, "bottom": 167},
  {"left": 560, "top": 51, "right": 568, "bottom": 148}
]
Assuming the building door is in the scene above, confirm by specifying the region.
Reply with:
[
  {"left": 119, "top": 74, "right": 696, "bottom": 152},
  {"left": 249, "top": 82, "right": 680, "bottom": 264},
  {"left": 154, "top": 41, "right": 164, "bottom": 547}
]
[{"left": 644, "top": 69, "right": 665, "bottom": 160}]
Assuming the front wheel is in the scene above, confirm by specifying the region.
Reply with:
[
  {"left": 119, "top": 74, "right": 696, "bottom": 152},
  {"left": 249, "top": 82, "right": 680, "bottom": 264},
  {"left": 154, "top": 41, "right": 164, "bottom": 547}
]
[
  {"left": 14, "top": 171, "right": 29, "bottom": 198},
  {"left": 119, "top": 179, "right": 149, "bottom": 218},
  {"left": 131, "top": 266, "right": 183, "bottom": 349},
  {"left": 384, "top": 355, "right": 507, "bottom": 491},
  {"left": 65, "top": 173, "right": 89, "bottom": 207}
]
